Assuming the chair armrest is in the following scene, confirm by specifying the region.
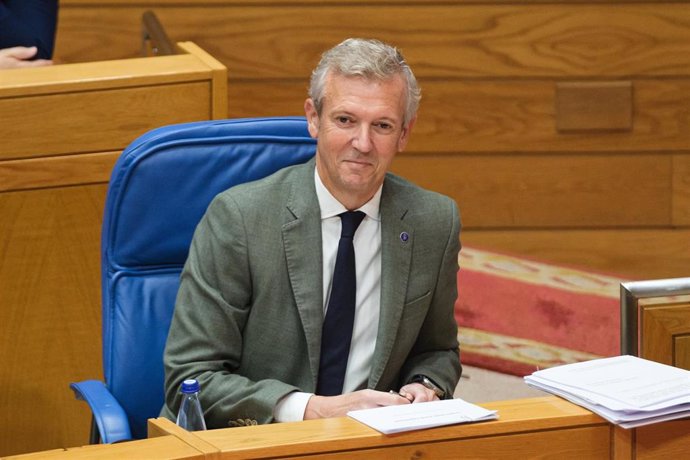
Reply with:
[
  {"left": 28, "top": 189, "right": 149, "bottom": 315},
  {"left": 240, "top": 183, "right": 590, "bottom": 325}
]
[{"left": 70, "top": 380, "right": 133, "bottom": 443}]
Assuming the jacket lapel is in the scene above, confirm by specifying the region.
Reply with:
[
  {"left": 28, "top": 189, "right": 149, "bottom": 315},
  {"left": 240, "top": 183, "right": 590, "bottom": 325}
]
[
  {"left": 281, "top": 160, "right": 324, "bottom": 385},
  {"left": 368, "top": 180, "right": 413, "bottom": 388}
]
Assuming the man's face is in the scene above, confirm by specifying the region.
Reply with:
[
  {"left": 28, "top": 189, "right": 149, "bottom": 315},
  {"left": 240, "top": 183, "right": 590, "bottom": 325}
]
[{"left": 305, "top": 72, "right": 415, "bottom": 209}]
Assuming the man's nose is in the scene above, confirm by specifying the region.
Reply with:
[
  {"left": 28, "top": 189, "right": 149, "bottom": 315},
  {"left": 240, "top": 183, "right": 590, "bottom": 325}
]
[{"left": 351, "top": 125, "right": 373, "bottom": 153}]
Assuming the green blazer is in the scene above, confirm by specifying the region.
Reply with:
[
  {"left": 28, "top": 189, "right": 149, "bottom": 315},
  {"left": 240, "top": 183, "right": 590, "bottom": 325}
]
[{"left": 162, "top": 158, "right": 461, "bottom": 428}]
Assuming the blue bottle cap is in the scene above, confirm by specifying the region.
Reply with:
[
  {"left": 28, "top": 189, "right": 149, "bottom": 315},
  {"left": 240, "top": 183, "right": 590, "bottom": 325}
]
[{"left": 181, "top": 379, "right": 200, "bottom": 394}]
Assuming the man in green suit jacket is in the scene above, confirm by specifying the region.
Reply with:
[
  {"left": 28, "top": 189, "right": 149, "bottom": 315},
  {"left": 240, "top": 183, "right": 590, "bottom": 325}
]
[{"left": 162, "top": 38, "right": 462, "bottom": 428}]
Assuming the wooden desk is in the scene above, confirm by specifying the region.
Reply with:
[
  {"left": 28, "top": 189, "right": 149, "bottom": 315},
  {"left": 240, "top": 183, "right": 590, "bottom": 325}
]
[
  {"left": 149, "top": 396, "right": 610, "bottom": 459},
  {"left": 146, "top": 395, "right": 690, "bottom": 459},
  {"left": 4, "top": 436, "right": 204, "bottom": 460},
  {"left": 8, "top": 396, "right": 690, "bottom": 459},
  {"left": 0, "top": 42, "right": 226, "bottom": 456}
]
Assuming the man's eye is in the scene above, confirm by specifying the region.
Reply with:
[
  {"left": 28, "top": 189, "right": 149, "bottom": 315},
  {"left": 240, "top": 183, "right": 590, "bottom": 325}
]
[
  {"left": 376, "top": 122, "right": 393, "bottom": 130},
  {"left": 336, "top": 116, "right": 351, "bottom": 124}
]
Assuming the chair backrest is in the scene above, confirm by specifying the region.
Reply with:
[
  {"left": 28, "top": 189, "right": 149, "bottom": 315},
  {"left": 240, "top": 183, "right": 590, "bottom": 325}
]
[{"left": 102, "top": 117, "right": 316, "bottom": 439}]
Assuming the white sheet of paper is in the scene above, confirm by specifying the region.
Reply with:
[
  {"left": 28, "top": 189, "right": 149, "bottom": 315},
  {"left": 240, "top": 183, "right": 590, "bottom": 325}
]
[
  {"left": 347, "top": 398, "right": 497, "bottom": 434},
  {"left": 524, "top": 355, "right": 690, "bottom": 428},
  {"left": 526, "top": 355, "right": 690, "bottom": 409}
]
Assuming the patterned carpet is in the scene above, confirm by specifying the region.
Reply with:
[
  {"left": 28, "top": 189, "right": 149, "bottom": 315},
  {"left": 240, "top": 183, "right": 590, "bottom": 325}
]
[{"left": 455, "top": 247, "right": 625, "bottom": 376}]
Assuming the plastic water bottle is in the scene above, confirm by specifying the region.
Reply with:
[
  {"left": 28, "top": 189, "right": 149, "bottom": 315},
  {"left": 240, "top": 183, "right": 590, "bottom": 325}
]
[{"left": 176, "top": 379, "right": 207, "bottom": 431}]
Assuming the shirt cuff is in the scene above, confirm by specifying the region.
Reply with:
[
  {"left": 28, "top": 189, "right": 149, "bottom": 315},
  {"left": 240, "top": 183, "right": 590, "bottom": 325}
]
[{"left": 273, "top": 391, "right": 314, "bottom": 422}]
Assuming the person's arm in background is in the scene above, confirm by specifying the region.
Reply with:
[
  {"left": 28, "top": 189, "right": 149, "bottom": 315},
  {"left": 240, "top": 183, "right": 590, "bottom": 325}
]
[
  {"left": 0, "top": 0, "right": 59, "bottom": 60},
  {"left": 0, "top": 46, "right": 51, "bottom": 68}
]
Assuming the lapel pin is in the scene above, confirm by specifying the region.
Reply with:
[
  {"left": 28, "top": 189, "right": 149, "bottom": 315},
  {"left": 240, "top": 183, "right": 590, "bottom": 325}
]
[{"left": 400, "top": 232, "right": 409, "bottom": 243}]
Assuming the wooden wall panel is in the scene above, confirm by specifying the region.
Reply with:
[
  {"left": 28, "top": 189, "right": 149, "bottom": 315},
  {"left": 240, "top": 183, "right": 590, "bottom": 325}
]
[
  {"left": 641, "top": 302, "right": 690, "bottom": 368},
  {"left": 391, "top": 153, "right": 671, "bottom": 228},
  {"left": 2, "top": 83, "right": 211, "bottom": 160},
  {"left": 0, "top": 45, "right": 227, "bottom": 457},
  {"left": 674, "top": 155, "right": 690, "bottom": 226},
  {"left": 0, "top": 152, "right": 119, "bottom": 193},
  {"left": 228, "top": 79, "right": 690, "bottom": 154},
  {"left": 0, "top": 185, "right": 105, "bottom": 456},
  {"left": 56, "top": 4, "right": 690, "bottom": 78}
]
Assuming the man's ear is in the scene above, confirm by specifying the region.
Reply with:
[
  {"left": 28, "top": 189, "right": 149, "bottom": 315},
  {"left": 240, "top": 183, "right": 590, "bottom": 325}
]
[
  {"left": 304, "top": 98, "right": 320, "bottom": 139},
  {"left": 397, "top": 116, "right": 416, "bottom": 152}
]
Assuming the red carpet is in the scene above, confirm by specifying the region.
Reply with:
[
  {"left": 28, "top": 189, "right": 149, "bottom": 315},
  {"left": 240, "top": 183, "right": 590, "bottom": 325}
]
[{"left": 455, "top": 247, "right": 625, "bottom": 376}]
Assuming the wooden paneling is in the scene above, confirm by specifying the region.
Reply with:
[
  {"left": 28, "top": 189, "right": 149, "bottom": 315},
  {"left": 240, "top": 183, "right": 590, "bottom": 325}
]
[
  {"left": 55, "top": 4, "right": 690, "bottom": 78},
  {"left": 1, "top": 83, "right": 211, "bottom": 160},
  {"left": 8, "top": 396, "right": 690, "bottom": 459},
  {"left": 227, "top": 79, "right": 690, "bottom": 154},
  {"left": 674, "top": 335, "right": 690, "bottom": 370},
  {"left": 555, "top": 81, "right": 632, "bottom": 132},
  {"left": 391, "top": 153, "right": 671, "bottom": 228},
  {"left": 641, "top": 302, "right": 690, "bottom": 368},
  {"left": 0, "top": 152, "right": 119, "bottom": 193},
  {"left": 674, "top": 154, "right": 690, "bottom": 226},
  {"left": 297, "top": 426, "right": 610, "bottom": 459},
  {"left": 51, "top": 1, "right": 690, "bottom": 282},
  {"left": 0, "top": 44, "right": 227, "bottom": 457},
  {"left": 0, "top": 185, "right": 105, "bottom": 455},
  {"left": 636, "top": 419, "right": 690, "bottom": 459}
]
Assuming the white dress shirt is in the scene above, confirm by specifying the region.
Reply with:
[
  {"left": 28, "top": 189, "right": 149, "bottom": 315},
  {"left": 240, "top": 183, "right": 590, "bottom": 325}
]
[{"left": 273, "top": 169, "right": 382, "bottom": 422}]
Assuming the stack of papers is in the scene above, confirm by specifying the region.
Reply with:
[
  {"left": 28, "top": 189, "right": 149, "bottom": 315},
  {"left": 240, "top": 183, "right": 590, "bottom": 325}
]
[
  {"left": 347, "top": 398, "right": 497, "bottom": 434},
  {"left": 524, "top": 355, "right": 690, "bottom": 428}
]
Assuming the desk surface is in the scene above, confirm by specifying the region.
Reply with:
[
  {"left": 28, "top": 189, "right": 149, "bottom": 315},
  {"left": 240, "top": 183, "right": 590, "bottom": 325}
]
[{"left": 8, "top": 396, "right": 690, "bottom": 459}]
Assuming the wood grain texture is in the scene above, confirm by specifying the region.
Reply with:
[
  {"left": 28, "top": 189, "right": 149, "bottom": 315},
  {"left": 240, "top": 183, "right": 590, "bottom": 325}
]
[
  {"left": 636, "top": 418, "right": 690, "bottom": 459},
  {"left": 3, "top": 436, "right": 206, "bottom": 459},
  {"left": 55, "top": 4, "right": 690, "bottom": 78},
  {"left": 225, "top": 79, "right": 690, "bottom": 154},
  {"left": 189, "top": 397, "right": 605, "bottom": 459},
  {"left": 1, "top": 82, "right": 211, "bottom": 161},
  {"left": 0, "top": 44, "right": 227, "bottom": 457},
  {"left": 673, "top": 154, "right": 690, "bottom": 226},
  {"left": 0, "top": 54, "right": 216, "bottom": 96},
  {"left": 0, "top": 185, "right": 105, "bottom": 456},
  {"left": 556, "top": 81, "right": 632, "bottom": 132},
  {"left": 391, "top": 153, "right": 671, "bottom": 228},
  {"left": 641, "top": 302, "right": 690, "bottom": 367},
  {"left": 0, "top": 152, "right": 119, "bottom": 193}
]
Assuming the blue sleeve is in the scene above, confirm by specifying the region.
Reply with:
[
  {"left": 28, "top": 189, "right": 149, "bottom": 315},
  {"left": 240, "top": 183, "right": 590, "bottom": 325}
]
[{"left": 0, "top": 0, "right": 59, "bottom": 59}]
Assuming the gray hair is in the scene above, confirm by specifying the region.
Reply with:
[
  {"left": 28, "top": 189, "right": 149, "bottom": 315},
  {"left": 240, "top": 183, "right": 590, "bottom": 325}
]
[{"left": 308, "top": 38, "right": 421, "bottom": 125}]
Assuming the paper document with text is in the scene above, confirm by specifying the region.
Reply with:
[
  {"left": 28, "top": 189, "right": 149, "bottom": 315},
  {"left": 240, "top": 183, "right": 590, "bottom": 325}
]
[
  {"left": 347, "top": 398, "right": 497, "bottom": 434},
  {"left": 524, "top": 355, "right": 690, "bottom": 428}
]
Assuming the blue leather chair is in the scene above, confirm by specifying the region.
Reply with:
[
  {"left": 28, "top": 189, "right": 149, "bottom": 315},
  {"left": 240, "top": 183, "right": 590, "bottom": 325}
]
[{"left": 70, "top": 117, "right": 316, "bottom": 443}]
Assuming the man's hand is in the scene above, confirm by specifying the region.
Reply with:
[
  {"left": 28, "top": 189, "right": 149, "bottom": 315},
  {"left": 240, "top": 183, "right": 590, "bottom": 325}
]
[
  {"left": 398, "top": 382, "right": 439, "bottom": 403},
  {"left": 0, "top": 46, "right": 52, "bottom": 69},
  {"left": 304, "top": 389, "right": 411, "bottom": 419}
]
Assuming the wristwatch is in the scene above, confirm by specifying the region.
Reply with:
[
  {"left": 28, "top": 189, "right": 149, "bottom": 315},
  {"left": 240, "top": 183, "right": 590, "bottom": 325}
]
[{"left": 409, "top": 374, "right": 445, "bottom": 399}]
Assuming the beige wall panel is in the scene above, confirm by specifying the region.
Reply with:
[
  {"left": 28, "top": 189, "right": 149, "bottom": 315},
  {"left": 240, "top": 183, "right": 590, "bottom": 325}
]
[
  {"left": 391, "top": 153, "right": 671, "bottom": 228},
  {"left": 1, "top": 82, "right": 211, "bottom": 161},
  {"left": 228, "top": 79, "right": 690, "bottom": 154},
  {"left": 461, "top": 228, "right": 690, "bottom": 280},
  {"left": 673, "top": 154, "right": 690, "bottom": 226},
  {"left": 0, "top": 185, "right": 106, "bottom": 455},
  {"left": 57, "top": 4, "right": 690, "bottom": 78}
]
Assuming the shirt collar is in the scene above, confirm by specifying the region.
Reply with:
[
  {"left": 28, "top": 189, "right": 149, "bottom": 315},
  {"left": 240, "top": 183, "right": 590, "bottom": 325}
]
[{"left": 314, "top": 168, "right": 382, "bottom": 221}]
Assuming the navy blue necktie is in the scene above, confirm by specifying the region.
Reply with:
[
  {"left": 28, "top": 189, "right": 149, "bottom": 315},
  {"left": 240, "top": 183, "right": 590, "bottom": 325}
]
[{"left": 316, "top": 211, "right": 366, "bottom": 396}]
